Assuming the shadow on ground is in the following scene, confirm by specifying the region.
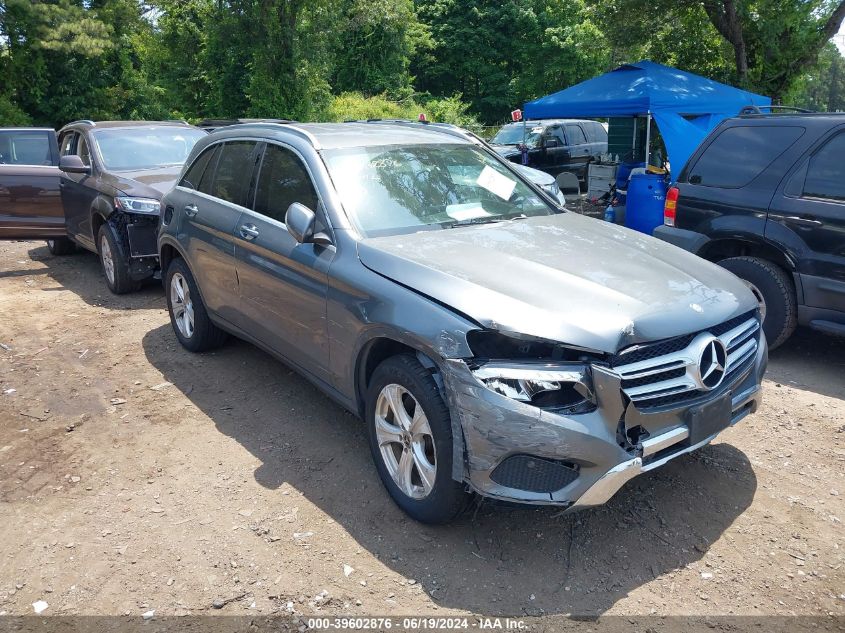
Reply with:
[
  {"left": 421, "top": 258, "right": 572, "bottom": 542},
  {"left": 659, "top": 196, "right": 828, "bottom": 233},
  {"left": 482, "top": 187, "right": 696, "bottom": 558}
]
[
  {"left": 23, "top": 244, "right": 163, "bottom": 309},
  {"left": 142, "top": 323, "right": 757, "bottom": 616},
  {"left": 766, "top": 328, "right": 845, "bottom": 400}
]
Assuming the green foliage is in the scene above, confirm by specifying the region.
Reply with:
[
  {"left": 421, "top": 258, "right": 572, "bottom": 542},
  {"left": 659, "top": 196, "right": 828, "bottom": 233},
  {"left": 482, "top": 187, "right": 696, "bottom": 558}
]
[
  {"left": 324, "top": 92, "right": 482, "bottom": 130},
  {"left": 0, "top": 0, "right": 843, "bottom": 129}
]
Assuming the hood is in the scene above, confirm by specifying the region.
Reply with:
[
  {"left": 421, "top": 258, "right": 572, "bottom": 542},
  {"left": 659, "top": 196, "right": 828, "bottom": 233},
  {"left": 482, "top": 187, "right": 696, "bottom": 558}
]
[
  {"left": 102, "top": 165, "right": 183, "bottom": 199},
  {"left": 357, "top": 213, "right": 757, "bottom": 354}
]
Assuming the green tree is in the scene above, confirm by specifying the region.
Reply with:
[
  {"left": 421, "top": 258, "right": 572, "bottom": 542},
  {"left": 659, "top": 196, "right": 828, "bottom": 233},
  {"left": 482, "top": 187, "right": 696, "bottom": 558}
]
[{"left": 591, "top": 0, "right": 845, "bottom": 101}]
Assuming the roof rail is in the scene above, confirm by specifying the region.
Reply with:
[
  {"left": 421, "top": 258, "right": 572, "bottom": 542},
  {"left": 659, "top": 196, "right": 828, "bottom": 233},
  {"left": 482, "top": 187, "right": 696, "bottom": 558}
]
[
  {"left": 357, "top": 119, "right": 484, "bottom": 145},
  {"left": 739, "top": 105, "right": 815, "bottom": 115},
  {"left": 227, "top": 120, "right": 321, "bottom": 149}
]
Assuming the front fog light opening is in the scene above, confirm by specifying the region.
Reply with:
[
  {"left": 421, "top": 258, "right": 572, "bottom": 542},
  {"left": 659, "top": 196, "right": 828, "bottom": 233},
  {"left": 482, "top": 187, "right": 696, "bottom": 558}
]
[{"left": 471, "top": 362, "right": 596, "bottom": 412}]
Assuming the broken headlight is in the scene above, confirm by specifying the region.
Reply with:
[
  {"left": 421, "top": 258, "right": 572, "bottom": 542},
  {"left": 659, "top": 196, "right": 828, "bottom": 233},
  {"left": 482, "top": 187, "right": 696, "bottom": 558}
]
[
  {"left": 115, "top": 196, "right": 161, "bottom": 215},
  {"left": 471, "top": 362, "right": 595, "bottom": 413}
]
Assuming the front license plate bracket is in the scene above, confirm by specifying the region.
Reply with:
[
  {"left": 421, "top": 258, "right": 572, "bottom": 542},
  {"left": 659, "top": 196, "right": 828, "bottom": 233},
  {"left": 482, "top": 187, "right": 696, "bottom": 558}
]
[{"left": 687, "top": 392, "right": 732, "bottom": 445}]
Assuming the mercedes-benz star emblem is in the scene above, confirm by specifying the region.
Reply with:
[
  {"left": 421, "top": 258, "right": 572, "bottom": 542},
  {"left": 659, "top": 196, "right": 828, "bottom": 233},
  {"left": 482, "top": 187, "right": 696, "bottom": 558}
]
[{"left": 697, "top": 338, "right": 727, "bottom": 390}]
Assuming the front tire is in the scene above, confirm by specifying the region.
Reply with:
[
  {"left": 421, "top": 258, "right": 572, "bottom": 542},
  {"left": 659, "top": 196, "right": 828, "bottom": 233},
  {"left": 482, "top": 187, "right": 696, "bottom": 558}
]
[
  {"left": 165, "top": 257, "right": 227, "bottom": 352},
  {"left": 46, "top": 237, "right": 75, "bottom": 255},
  {"left": 365, "top": 355, "right": 470, "bottom": 524},
  {"left": 97, "top": 224, "right": 139, "bottom": 294},
  {"left": 719, "top": 256, "right": 797, "bottom": 350}
]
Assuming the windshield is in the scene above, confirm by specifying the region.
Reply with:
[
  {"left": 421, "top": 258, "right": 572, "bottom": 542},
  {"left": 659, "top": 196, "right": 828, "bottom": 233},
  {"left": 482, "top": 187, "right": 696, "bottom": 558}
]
[
  {"left": 322, "top": 143, "right": 555, "bottom": 237},
  {"left": 490, "top": 125, "right": 542, "bottom": 147},
  {"left": 92, "top": 127, "right": 207, "bottom": 171}
]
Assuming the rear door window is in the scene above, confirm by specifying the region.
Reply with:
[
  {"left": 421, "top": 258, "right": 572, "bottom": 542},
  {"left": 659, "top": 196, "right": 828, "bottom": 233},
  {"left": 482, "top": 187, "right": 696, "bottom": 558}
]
[
  {"left": 565, "top": 124, "right": 587, "bottom": 145},
  {"left": 251, "top": 143, "right": 319, "bottom": 223},
  {"left": 180, "top": 145, "right": 217, "bottom": 191},
  {"left": 688, "top": 125, "right": 804, "bottom": 188},
  {"left": 210, "top": 141, "right": 256, "bottom": 205},
  {"left": 0, "top": 130, "right": 53, "bottom": 165},
  {"left": 803, "top": 133, "right": 845, "bottom": 202}
]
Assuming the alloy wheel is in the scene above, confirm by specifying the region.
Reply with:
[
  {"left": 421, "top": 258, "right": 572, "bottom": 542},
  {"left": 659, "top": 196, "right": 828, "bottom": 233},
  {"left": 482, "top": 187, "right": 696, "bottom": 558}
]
[
  {"left": 100, "top": 234, "right": 115, "bottom": 285},
  {"left": 170, "top": 272, "right": 195, "bottom": 339},
  {"left": 374, "top": 383, "right": 437, "bottom": 500}
]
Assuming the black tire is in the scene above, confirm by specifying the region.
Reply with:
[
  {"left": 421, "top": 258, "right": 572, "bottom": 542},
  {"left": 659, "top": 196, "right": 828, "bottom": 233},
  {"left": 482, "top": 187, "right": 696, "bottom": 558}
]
[
  {"left": 97, "top": 224, "right": 140, "bottom": 294},
  {"left": 365, "top": 354, "right": 471, "bottom": 524},
  {"left": 719, "top": 256, "right": 797, "bottom": 350},
  {"left": 46, "top": 237, "right": 75, "bottom": 256},
  {"left": 165, "top": 257, "right": 227, "bottom": 352}
]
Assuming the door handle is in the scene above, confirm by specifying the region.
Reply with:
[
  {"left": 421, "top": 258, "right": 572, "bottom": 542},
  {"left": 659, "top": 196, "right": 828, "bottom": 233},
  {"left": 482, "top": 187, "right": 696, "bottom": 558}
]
[
  {"left": 239, "top": 223, "right": 260, "bottom": 240},
  {"left": 184, "top": 204, "right": 199, "bottom": 218},
  {"left": 784, "top": 215, "right": 822, "bottom": 227}
]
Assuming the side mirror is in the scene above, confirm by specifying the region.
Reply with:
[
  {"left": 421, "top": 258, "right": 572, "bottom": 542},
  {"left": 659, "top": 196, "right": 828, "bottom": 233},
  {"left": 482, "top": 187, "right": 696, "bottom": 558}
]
[
  {"left": 544, "top": 138, "right": 560, "bottom": 149},
  {"left": 285, "top": 202, "right": 316, "bottom": 244},
  {"left": 59, "top": 155, "right": 91, "bottom": 174}
]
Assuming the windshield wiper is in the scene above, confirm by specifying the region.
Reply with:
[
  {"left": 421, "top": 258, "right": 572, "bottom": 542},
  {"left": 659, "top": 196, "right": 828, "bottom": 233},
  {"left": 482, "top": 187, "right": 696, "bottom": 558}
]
[{"left": 444, "top": 214, "right": 527, "bottom": 229}]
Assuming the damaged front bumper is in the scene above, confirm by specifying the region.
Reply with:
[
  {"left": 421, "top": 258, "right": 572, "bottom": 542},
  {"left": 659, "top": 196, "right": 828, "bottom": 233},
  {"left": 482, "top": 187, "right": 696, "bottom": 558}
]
[{"left": 441, "top": 328, "right": 767, "bottom": 510}]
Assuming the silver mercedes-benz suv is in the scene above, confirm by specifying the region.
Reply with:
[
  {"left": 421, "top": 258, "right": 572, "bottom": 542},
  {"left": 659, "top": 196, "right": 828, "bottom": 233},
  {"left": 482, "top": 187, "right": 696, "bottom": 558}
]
[{"left": 158, "top": 120, "right": 767, "bottom": 524}]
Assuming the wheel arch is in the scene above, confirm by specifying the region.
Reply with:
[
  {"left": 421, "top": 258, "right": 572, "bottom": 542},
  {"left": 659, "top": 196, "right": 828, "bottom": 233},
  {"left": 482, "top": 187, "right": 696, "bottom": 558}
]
[
  {"left": 698, "top": 236, "right": 796, "bottom": 273},
  {"left": 354, "top": 334, "right": 468, "bottom": 483}
]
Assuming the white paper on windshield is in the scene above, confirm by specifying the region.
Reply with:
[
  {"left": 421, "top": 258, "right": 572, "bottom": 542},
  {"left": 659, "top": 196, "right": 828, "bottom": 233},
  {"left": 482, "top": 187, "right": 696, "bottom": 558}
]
[
  {"left": 531, "top": 127, "right": 544, "bottom": 134},
  {"left": 476, "top": 165, "right": 517, "bottom": 201},
  {"left": 445, "top": 203, "right": 491, "bottom": 221}
]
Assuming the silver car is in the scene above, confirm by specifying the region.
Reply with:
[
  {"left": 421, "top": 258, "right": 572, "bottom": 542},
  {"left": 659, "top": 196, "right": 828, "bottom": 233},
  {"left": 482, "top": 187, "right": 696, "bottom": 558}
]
[{"left": 158, "top": 121, "right": 767, "bottom": 524}]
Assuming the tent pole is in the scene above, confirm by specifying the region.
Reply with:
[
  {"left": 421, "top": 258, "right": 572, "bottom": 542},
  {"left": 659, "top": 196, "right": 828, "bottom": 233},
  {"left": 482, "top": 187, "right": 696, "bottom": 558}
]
[
  {"left": 645, "top": 112, "right": 652, "bottom": 167},
  {"left": 632, "top": 116, "right": 637, "bottom": 159}
]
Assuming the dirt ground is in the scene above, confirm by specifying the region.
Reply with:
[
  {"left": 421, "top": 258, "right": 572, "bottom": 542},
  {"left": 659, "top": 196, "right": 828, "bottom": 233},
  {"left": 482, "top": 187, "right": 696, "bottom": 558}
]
[{"left": 0, "top": 239, "right": 843, "bottom": 621}]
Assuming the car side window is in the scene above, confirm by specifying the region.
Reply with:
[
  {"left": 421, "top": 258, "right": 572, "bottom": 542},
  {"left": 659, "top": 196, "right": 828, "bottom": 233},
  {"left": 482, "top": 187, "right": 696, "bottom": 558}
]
[
  {"left": 211, "top": 141, "right": 256, "bottom": 205},
  {"left": 803, "top": 133, "right": 845, "bottom": 203},
  {"left": 565, "top": 124, "right": 586, "bottom": 145},
  {"left": 180, "top": 145, "right": 217, "bottom": 191},
  {"left": 0, "top": 130, "right": 52, "bottom": 165},
  {"left": 197, "top": 144, "right": 221, "bottom": 195},
  {"left": 77, "top": 135, "right": 91, "bottom": 166},
  {"left": 550, "top": 126, "right": 566, "bottom": 144},
  {"left": 59, "top": 132, "right": 76, "bottom": 157},
  {"left": 688, "top": 125, "right": 804, "bottom": 188},
  {"left": 251, "top": 143, "right": 319, "bottom": 223}
]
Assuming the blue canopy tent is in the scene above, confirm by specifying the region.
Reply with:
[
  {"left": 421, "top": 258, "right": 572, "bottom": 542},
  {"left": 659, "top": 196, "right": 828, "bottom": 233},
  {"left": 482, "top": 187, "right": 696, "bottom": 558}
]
[{"left": 523, "top": 60, "right": 771, "bottom": 176}]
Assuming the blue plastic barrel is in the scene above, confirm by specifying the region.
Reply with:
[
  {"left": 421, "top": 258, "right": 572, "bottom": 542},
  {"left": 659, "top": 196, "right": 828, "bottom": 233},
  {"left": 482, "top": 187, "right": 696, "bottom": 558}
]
[{"left": 625, "top": 173, "right": 667, "bottom": 234}]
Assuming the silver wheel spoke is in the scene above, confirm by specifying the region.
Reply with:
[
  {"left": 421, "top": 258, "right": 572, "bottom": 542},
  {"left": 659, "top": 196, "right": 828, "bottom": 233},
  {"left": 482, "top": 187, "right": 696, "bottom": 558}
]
[
  {"left": 408, "top": 405, "right": 429, "bottom": 437},
  {"left": 411, "top": 442, "right": 436, "bottom": 494},
  {"left": 396, "top": 448, "right": 415, "bottom": 497},
  {"left": 382, "top": 384, "right": 411, "bottom": 430},
  {"left": 374, "top": 415, "right": 403, "bottom": 447}
]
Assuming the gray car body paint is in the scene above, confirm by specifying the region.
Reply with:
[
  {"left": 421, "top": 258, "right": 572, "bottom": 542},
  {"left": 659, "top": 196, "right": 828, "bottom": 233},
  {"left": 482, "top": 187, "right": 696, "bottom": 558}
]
[{"left": 160, "top": 121, "right": 766, "bottom": 509}]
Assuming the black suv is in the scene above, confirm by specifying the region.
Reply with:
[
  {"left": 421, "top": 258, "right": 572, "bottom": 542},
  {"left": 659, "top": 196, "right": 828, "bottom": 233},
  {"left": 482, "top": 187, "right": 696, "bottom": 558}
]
[
  {"left": 51, "top": 120, "right": 206, "bottom": 292},
  {"left": 655, "top": 113, "right": 845, "bottom": 349},
  {"left": 489, "top": 119, "right": 608, "bottom": 181}
]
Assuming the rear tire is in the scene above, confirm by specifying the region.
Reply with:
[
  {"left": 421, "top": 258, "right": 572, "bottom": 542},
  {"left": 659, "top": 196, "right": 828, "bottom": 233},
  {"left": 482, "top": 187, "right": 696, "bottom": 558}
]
[
  {"left": 46, "top": 237, "right": 75, "bottom": 256},
  {"left": 165, "top": 257, "right": 227, "bottom": 352},
  {"left": 97, "top": 224, "right": 140, "bottom": 294},
  {"left": 719, "top": 256, "right": 797, "bottom": 350},
  {"left": 365, "top": 354, "right": 471, "bottom": 524}
]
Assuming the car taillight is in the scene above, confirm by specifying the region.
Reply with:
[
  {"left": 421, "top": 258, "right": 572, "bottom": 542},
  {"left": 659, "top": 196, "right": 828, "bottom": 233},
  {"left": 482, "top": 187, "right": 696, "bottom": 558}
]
[{"left": 664, "top": 186, "right": 679, "bottom": 226}]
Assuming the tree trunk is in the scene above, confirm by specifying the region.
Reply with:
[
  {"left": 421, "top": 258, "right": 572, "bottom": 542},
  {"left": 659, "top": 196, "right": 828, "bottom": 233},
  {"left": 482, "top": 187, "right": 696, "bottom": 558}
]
[{"left": 702, "top": 0, "right": 749, "bottom": 84}]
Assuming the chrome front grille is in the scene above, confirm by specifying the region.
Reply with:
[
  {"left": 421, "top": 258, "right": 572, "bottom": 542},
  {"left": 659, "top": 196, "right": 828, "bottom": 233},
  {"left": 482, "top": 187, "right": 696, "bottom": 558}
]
[{"left": 612, "top": 311, "right": 760, "bottom": 409}]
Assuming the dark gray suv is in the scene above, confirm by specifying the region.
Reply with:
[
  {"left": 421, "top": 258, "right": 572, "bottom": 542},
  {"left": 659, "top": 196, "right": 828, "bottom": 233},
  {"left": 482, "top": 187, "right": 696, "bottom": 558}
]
[{"left": 158, "top": 121, "right": 767, "bottom": 524}]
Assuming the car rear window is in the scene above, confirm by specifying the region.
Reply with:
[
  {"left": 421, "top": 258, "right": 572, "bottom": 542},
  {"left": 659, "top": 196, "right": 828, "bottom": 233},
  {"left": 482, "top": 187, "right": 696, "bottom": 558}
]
[
  {"left": 0, "top": 130, "right": 52, "bottom": 166},
  {"left": 686, "top": 125, "right": 804, "bottom": 188}
]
